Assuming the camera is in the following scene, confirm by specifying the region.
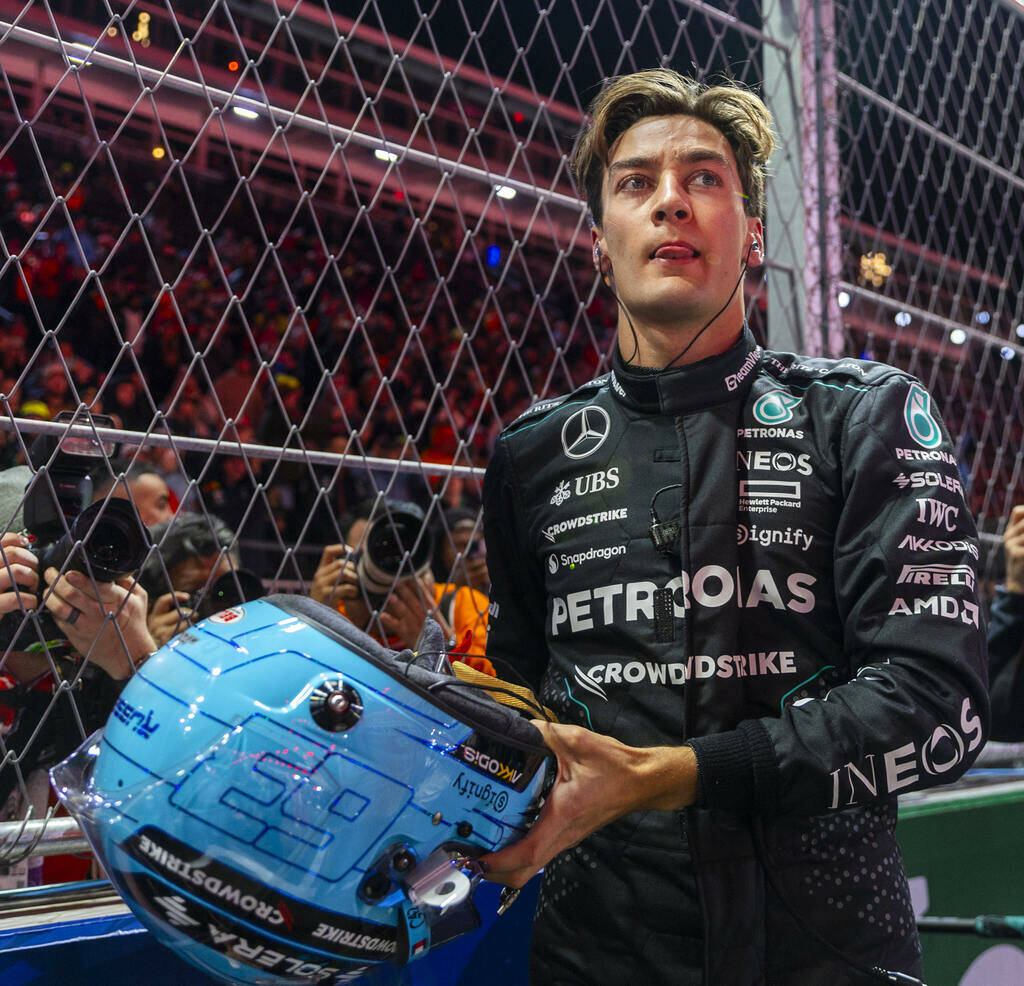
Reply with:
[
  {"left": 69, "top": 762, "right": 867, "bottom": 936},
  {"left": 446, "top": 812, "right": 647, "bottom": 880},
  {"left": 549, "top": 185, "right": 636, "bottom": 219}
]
[
  {"left": 0, "top": 411, "right": 150, "bottom": 649},
  {"left": 24, "top": 412, "right": 150, "bottom": 583},
  {"left": 356, "top": 501, "right": 434, "bottom": 600},
  {"left": 190, "top": 568, "right": 265, "bottom": 621}
]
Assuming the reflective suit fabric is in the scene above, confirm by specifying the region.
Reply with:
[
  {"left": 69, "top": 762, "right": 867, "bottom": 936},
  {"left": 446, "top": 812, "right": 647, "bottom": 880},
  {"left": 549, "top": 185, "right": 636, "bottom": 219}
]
[{"left": 483, "top": 328, "right": 988, "bottom": 985}]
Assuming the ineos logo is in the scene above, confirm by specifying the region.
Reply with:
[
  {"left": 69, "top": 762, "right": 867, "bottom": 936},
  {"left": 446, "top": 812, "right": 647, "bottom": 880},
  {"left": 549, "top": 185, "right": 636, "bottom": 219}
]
[{"left": 562, "top": 406, "right": 611, "bottom": 460}]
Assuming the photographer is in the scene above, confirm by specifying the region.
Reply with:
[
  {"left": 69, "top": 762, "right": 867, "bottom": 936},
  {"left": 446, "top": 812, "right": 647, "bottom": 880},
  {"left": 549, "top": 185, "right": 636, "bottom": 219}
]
[
  {"left": 139, "top": 511, "right": 262, "bottom": 648},
  {"left": 0, "top": 464, "right": 155, "bottom": 813},
  {"left": 309, "top": 498, "right": 493, "bottom": 673},
  {"left": 0, "top": 464, "right": 154, "bottom": 681},
  {"left": 90, "top": 457, "right": 174, "bottom": 528},
  {"left": 433, "top": 506, "right": 490, "bottom": 595}
]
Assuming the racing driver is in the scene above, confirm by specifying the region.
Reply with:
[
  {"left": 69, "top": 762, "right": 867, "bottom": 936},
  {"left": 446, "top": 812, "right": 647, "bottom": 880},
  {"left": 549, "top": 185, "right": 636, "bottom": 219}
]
[{"left": 479, "top": 69, "right": 988, "bottom": 986}]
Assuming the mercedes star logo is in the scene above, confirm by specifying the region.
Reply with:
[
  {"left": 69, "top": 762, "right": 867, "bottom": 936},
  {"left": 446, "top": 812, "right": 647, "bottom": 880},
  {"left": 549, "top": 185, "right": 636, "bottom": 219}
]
[{"left": 561, "top": 405, "right": 611, "bottom": 459}]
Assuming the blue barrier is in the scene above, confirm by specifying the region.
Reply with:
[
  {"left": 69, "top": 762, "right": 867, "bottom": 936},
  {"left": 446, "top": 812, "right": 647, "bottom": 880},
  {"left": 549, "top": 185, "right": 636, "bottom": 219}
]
[{"left": 0, "top": 879, "right": 539, "bottom": 986}]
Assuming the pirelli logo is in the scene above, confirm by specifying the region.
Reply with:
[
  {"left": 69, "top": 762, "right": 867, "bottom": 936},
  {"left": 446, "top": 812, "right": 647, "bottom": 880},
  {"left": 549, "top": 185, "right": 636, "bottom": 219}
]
[{"left": 896, "top": 563, "right": 975, "bottom": 591}]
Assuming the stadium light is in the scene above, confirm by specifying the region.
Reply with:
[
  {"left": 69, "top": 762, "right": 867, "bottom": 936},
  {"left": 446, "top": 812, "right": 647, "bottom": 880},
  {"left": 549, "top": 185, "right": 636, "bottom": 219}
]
[
  {"left": 949, "top": 329, "right": 967, "bottom": 345},
  {"left": 837, "top": 290, "right": 851, "bottom": 308},
  {"left": 495, "top": 185, "right": 517, "bottom": 200},
  {"left": 374, "top": 149, "right": 398, "bottom": 162},
  {"left": 1000, "top": 346, "right": 1015, "bottom": 361},
  {"left": 858, "top": 252, "right": 892, "bottom": 287},
  {"left": 894, "top": 311, "right": 911, "bottom": 326},
  {"left": 232, "top": 106, "right": 260, "bottom": 120},
  {"left": 976, "top": 311, "right": 991, "bottom": 324},
  {"left": 151, "top": 146, "right": 165, "bottom": 159},
  {"left": 1016, "top": 324, "right": 1024, "bottom": 338}
]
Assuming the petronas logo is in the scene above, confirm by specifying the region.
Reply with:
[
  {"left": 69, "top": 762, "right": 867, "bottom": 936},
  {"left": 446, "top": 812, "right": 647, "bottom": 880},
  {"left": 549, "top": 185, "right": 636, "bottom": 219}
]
[
  {"left": 753, "top": 391, "right": 802, "bottom": 425},
  {"left": 904, "top": 384, "right": 942, "bottom": 449}
]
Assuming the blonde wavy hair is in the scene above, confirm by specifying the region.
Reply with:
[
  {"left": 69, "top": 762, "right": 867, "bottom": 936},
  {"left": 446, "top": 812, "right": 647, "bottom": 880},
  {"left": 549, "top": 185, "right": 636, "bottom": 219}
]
[{"left": 570, "top": 69, "right": 776, "bottom": 226}]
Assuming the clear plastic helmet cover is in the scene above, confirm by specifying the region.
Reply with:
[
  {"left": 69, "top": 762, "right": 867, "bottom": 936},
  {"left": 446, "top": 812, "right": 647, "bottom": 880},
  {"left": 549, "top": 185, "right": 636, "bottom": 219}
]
[{"left": 51, "top": 595, "right": 550, "bottom": 986}]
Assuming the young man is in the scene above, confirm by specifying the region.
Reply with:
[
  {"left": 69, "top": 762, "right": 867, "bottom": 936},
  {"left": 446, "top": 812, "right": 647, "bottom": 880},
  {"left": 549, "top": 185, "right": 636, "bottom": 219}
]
[
  {"left": 91, "top": 458, "right": 174, "bottom": 528},
  {"left": 480, "top": 70, "right": 988, "bottom": 985}
]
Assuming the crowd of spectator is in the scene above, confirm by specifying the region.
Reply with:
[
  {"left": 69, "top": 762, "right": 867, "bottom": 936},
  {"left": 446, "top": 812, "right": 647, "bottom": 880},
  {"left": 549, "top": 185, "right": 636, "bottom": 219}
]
[{"left": 0, "top": 130, "right": 617, "bottom": 583}]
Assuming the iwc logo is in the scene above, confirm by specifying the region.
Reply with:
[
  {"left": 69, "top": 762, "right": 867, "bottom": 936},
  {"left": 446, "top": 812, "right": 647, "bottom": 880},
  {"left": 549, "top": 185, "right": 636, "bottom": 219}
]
[
  {"left": 904, "top": 383, "right": 942, "bottom": 449},
  {"left": 753, "top": 391, "right": 802, "bottom": 425},
  {"left": 561, "top": 406, "right": 611, "bottom": 460}
]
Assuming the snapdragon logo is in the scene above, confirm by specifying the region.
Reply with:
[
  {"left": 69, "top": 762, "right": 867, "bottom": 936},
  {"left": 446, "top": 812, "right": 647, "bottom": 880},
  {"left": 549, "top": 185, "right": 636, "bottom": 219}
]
[
  {"left": 904, "top": 383, "right": 942, "bottom": 449},
  {"left": 752, "top": 390, "right": 802, "bottom": 425},
  {"left": 549, "top": 543, "right": 627, "bottom": 573}
]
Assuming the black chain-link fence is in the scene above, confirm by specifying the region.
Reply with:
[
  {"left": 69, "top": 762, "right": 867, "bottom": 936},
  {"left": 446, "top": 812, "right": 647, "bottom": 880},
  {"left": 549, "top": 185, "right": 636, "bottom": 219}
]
[
  {"left": 1, "top": 0, "right": 1020, "bottom": 889},
  {"left": 834, "top": 0, "right": 1024, "bottom": 570}
]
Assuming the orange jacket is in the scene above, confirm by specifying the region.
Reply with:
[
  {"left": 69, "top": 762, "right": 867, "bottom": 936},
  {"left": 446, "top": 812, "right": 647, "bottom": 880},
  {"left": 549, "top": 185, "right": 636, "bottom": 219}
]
[{"left": 335, "top": 581, "right": 494, "bottom": 675}]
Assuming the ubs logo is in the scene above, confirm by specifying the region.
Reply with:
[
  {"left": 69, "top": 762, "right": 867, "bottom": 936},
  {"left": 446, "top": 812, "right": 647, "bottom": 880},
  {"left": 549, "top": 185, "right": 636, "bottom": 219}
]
[{"left": 561, "top": 406, "right": 611, "bottom": 460}]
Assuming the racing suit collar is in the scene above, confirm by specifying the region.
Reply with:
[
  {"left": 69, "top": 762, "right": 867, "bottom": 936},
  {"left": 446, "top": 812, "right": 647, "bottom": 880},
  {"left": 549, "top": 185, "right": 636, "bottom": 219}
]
[{"left": 609, "top": 326, "right": 762, "bottom": 414}]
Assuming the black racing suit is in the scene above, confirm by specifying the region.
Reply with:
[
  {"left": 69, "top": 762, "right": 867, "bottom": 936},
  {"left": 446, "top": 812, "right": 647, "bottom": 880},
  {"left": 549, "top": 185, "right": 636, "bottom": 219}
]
[{"left": 483, "top": 327, "right": 989, "bottom": 986}]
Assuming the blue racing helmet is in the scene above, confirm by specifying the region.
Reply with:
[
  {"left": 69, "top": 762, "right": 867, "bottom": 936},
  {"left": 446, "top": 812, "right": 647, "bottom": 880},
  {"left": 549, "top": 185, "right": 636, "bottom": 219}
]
[{"left": 51, "top": 594, "right": 551, "bottom": 985}]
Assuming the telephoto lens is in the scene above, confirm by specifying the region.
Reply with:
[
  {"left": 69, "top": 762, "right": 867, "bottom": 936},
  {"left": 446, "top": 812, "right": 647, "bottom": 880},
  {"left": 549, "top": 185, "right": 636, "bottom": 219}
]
[
  {"left": 39, "top": 497, "right": 151, "bottom": 583},
  {"left": 357, "top": 501, "right": 434, "bottom": 598},
  {"left": 193, "top": 568, "right": 266, "bottom": 620}
]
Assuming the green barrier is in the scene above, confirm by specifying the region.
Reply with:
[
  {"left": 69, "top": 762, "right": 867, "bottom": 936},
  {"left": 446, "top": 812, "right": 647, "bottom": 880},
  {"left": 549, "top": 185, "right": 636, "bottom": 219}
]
[{"left": 898, "top": 773, "right": 1024, "bottom": 985}]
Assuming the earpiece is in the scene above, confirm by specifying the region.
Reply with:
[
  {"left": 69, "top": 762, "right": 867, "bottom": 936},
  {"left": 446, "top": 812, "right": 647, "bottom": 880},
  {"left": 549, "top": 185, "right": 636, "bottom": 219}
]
[{"left": 594, "top": 242, "right": 613, "bottom": 282}]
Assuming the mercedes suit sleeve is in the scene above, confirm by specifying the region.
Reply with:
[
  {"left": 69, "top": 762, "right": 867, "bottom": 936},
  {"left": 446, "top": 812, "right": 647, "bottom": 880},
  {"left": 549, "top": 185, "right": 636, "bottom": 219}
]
[{"left": 689, "top": 374, "right": 990, "bottom": 815}]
